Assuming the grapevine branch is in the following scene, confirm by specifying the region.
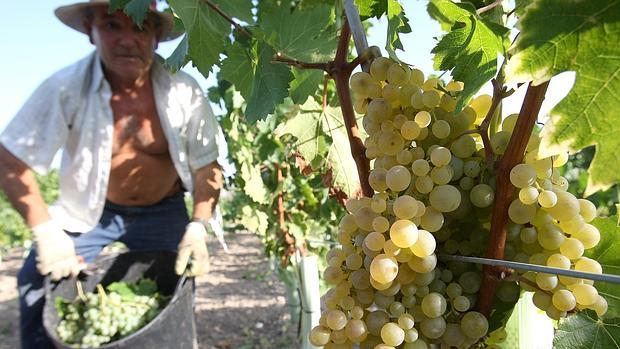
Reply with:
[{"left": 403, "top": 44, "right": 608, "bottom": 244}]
[
  {"left": 275, "top": 164, "right": 301, "bottom": 265},
  {"left": 202, "top": 0, "right": 252, "bottom": 38},
  {"left": 272, "top": 20, "right": 374, "bottom": 198},
  {"left": 478, "top": 79, "right": 513, "bottom": 171},
  {"left": 477, "top": 81, "right": 550, "bottom": 317}
]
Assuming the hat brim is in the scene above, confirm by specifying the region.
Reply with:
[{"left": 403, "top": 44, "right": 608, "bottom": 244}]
[{"left": 55, "top": 2, "right": 182, "bottom": 42}]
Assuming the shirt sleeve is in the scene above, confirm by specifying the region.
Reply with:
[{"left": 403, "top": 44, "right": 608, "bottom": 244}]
[
  {"left": 0, "top": 76, "right": 70, "bottom": 174},
  {"left": 186, "top": 84, "right": 219, "bottom": 171}
]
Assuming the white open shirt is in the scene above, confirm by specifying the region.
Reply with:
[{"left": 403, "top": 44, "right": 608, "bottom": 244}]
[{"left": 0, "top": 52, "right": 219, "bottom": 233}]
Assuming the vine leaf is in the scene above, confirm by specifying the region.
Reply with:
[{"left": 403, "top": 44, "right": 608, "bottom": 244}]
[
  {"left": 109, "top": 0, "right": 151, "bottom": 26},
  {"left": 168, "top": 0, "right": 231, "bottom": 77},
  {"left": 220, "top": 40, "right": 293, "bottom": 122},
  {"left": 210, "top": 0, "right": 254, "bottom": 24},
  {"left": 428, "top": 0, "right": 509, "bottom": 112},
  {"left": 276, "top": 98, "right": 360, "bottom": 197},
  {"left": 240, "top": 205, "right": 269, "bottom": 235},
  {"left": 355, "top": 0, "right": 387, "bottom": 20},
  {"left": 585, "top": 216, "right": 620, "bottom": 319},
  {"left": 257, "top": 4, "right": 337, "bottom": 63},
  {"left": 505, "top": 0, "right": 620, "bottom": 195},
  {"left": 164, "top": 34, "right": 190, "bottom": 72},
  {"left": 237, "top": 146, "right": 269, "bottom": 204},
  {"left": 385, "top": 0, "right": 412, "bottom": 62},
  {"left": 554, "top": 310, "right": 620, "bottom": 349},
  {"left": 290, "top": 68, "right": 325, "bottom": 105}
]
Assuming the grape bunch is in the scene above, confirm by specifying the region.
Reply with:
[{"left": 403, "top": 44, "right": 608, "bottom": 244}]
[
  {"left": 309, "top": 56, "right": 606, "bottom": 348},
  {"left": 55, "top": 279, "right": 168, "bottom": 348}
]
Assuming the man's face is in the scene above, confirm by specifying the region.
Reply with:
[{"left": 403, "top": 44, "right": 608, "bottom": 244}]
[{"left": 87, "top": 7, "right": 161, "bottom": 82}]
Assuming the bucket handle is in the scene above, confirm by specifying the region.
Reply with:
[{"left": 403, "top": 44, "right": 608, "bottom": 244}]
[{"left": 169, "top": 274, "right": 188, "bottom": 304}]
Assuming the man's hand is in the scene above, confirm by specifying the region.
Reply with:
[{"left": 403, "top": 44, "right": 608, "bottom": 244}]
[
  {"left": 175, "top": 221, "right": 209, "bottom": 276},
  {"left": 32, "top": 220, "right": 82, "bottom": 281}
]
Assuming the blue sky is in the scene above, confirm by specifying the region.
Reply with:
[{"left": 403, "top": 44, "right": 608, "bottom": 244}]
[{"left": 0, "top": 1, "right": 570, "bottom": 133}]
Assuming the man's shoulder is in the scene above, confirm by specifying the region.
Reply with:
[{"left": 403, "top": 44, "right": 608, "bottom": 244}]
[{"left": 46, "top": 53, "right": 97, "bottom": 86}]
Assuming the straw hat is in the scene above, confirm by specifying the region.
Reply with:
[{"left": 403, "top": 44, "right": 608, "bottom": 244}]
[{"left": 55, "top": 0, "right": 181, "bottom": 42}]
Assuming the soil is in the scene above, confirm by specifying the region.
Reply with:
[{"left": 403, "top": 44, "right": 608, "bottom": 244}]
[{"left": 0, "top": 231, "right": 298, "bottom": 349}]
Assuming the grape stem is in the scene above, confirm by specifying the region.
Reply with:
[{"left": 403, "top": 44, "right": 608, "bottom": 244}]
[
  {"left": 477, "top": 81, "right": 550, "bottom": 317},
  {"left": 478, "top": 79, "right": 514, "bottom": 171}
]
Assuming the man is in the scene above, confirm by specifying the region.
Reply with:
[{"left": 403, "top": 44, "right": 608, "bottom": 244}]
[{"left": 0, "top": 1, "right": 222, "bottom": 348}]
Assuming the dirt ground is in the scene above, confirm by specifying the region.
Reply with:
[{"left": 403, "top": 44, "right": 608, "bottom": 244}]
[{"left": 0, "top": 231, "right": 298, "bottom": 349}]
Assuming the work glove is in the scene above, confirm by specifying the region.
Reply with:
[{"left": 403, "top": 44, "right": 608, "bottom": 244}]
[
  {"left": 175, "top": 221, "right": 209, "bottom": 277},
  {"left": 32, "top": 220, "right": 83, "bottom": 281}
]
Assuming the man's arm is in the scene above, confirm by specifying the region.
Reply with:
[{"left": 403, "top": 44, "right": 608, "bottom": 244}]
[
  {"left": 0, "top": 144, "right": 50, "bottom": 227},
  {"left": 191, "top": 161, "right": 223, "bottom": 221}
]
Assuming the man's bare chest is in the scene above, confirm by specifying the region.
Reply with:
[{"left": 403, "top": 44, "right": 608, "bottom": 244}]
[{"left": 110, "top": 100, "right": 169, "bottom": 155}]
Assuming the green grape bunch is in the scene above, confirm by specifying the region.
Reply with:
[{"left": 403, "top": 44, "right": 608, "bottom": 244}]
[
  {"left": 310, "top": 56, "right": 607, "bottom": 348},
  {"left": 55, "top": 278, "right": 169, "bottom": 348}
]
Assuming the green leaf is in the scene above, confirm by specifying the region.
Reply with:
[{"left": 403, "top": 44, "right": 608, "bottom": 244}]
[
  {"left": 290, "top": 68, "right": 325, "bottom": 105},
  {"left": 428, "top": 0, "right": 508, "bottom": 112},
  {"left": 240, "top": 205, "right": 269, "bottom": 235},
  {"left": 506, "top": 0, "right": 620, "bottom": 196},
  {"left": 210, "top": 0, "right": 254, "bottom": 24},
  {"left": 554, "top": 310, "right": 620, "bottom": 349},
  {"left": 238, "top": 147, "right": 269, "bottom": 204},
  {"left": 168, "top": 0, "right": 231, "bottom": 77},
  {"left": 221, "top": 40, "right": 293, "bottom": 122},
  {"left": 258, "top": 4, "right": 337, "bottom": 63},
  {"left": 276, "top": 98, "right": 360, "bottom": 196},
  {"left": 385, "top": 0, "right": 412, "bottom": 62},
  {"left": 585, "top": 216, "right": 620, "bottom": 318},
  {"left": 355, "top": 0, "right": 387, "bottom": 20},
  {"left": 164, "top": 34, "right": 189, "bottom": 72}
]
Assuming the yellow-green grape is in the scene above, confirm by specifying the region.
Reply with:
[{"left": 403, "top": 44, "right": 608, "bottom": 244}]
[
  {"left": 532, "top": 291, "right": 552, "bottom": 310},
  {"left": 546, "top": 305, "right": 567, "bottom": 321},
  {"left": 421, "top": 292, "right": 447, "bottom": 318},
  {"left": 538, "top": 190, "right": 558, "bottom": 208},
  {"left": 370, "top": 195, "right": 387, "bottom": 213},
  {"left": 536, "top": 273, "right": 559, "bottom": 291},
  {"left": 367, "top": 83, "right": 383, "bottom": 99},
  {"left": 508, "top": 199, "right": 536, "bottom": 224},
  {"left": 382, "top": 84, "right": 401, "bottom": 103},
  {"left": 387, "top": 64, "right": 411, "bottom": 86},
  {"left": 590, "top": 295, "right": 608, "bottom": 316},
  {"left": 575, "top": 257, "right": 603, "bottom": 274},
  {"left": 345, "top": 319, "right": 368, "bottom": 343},
  {"left": 408, "top": 254, "right": 437, "bottom": 273},
  {"left": 547, "top": 253, "right": 571, "bottom": 269},
  {"left": 367, "top": 98, "right": 391, "bottom": 122},
  {"left": 386, "top": 165, "right": 412, "bottom": 192},
  {"left": 390, "top": 219, "right": 419, "bottom": 248},
  {"left": 351, "top": 269, "right": 371, "bottom": 290},
  {"left": 446, "top": 282, "right": 463, "bottom": 299},
  {"left": 377, "top": 130, "right": 404, "bottom": 156},
  {"left": 545, "top": 191, "right": 580, "bottom": 222},
  {"left": 573, "top": 224, "right": 601, "bottom": 249},
  {"left": 439, "top": 93, "right": 457, "bottom": 112},
  {"left": 373, "top": 216, "right": 390, "bottom": 233},
  {"left": 446, "top": 80, "right": 464, "bottom": 92},
  {"left": 329, "top": 329, "right": 347, "bottom": 344},
  {"left": 452, "top": 295, "right": 470, "bottom": 312},
  {"left": 411, "top": 159, "right": 430, "bottom": 177},
  {"left": 369, "top": 168, "right": 388, "bottom": 192},
  {"left": 552, "top": 151, "right": 569, "bottom": 167},
  {"left": 354, "top": 206, "right": 379, "bottom": 231},
  {"left": 428, "top": 185, "right": 461, "bottom": 213},
  {"left": 490, "top": 131, "right": 511, "bottom": 155},
  {"left": 469, "top": 184, "right": 495, "bottom": 208},
  {"left": 420, "top": 207, "right": 444, "bottom": 233},
  {"left": 419, "top": 317, "right": 446, "bottom": 340},
  {"left": 552, "top": 289, "right": 576, "bottom": 311},
  {"left": 559, "top": 215, "right": 585, "bottom": 236},
  {"left": 409, "top": 68, "right": 425, "bottom": 86},
  {"left": 346, "top": 253, "right": 363, "bottom": 270},
  {"left": 381, "top": 322, "right": 405, "bottom": 346},
  {"left": 370, "top": 254, "right": 399, "bottom": 284},
  {"left": 401, "top": 120, "right": 421, "bottom": 140},
  {"left": 398, "top": 313, "right": 415, "bottom": 330},
  {"left": 397, "top": 149, "right": 413, "bottom": 165},
  {"left": 431, "top": 120, "right": 451, "bottom": 139},
  {"left": 519, "top": 186, "right": 539, "bottom": 205},
  {"left": 354, "top": 97, "right": 369, "bottom": 114},
  {"left": 414, "top": 111, "right": 432, "bottom": 128},
  {"left": 422, "top": 78, "right": 440, "bottom": 91},
  {"left": 410, "top": 90, "right": 425, "bottom": 109},
  {"left": 501, "top": 113, "right": 519, "bottom": 132},
  {"left": 510, "top": 164, "right": 537, "bottom": 188},
  {"left": 578, "top": 199, "right": 597, "bottom": 222},
  {"left": 350, "top": 71, "right": 375, "bottom": 96},
  {"left": 366, "top": 310, "right": 390, "bottom": 337},
  {"left": 309, "top": 325, "right": 331, "bottom": 346},
  {"left": 443, "top": 323, "right": 466, "bottom": 347},
  {"left": 351, "top": 306, "right": 364, "bottom": 320},
  {"left": 451, "top": 135, "right": 477, "bottom": 159},
  {"left": 383, "top": 240, "right": 401, "bottom": 256},
  {"left": 365, "top": 231, "right": 386, "bottom": 252},
  {"left": 422, "top": 90, "right": 441, "bottom": 108},
  {"left": 399, "top": 85, "right": 419, "bottom": 107},
  {"left": 370, "top": 57, "right": 392, "bottom": 81},
  {"left": 460, "top": 311, "right": 489, "bottom": 339},
  {"left": 571, "top": 284, "right": 598, "bottom": 306},
  {"left": 410, "top": 230, "right": 436, "bottom": 257},
  {"left": 326, "top": 309, "right": 348, "bottom": 331},
  {"left": 560, "top": 237, "right": 585, "bottom": 260},
  {"left": 519, "top": 227, "right": 538, "bottom": 244},
  {"left": 537, "top": 226, "right": 566, "bottom": 250},
  {"left": 393, "top": 195, "right": 419, "bottom": 219},
  {"left": 469, "top": 94, "right": 492, "bottom": 120},
  {"left": 430, "top": 166, "right": 453, "bottom": 185},
  {"left": 430, "top": 146, "right": 451, "bottom": 167}
]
